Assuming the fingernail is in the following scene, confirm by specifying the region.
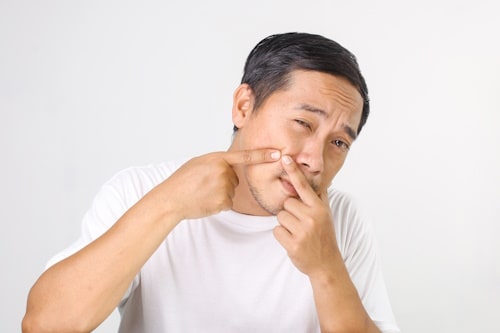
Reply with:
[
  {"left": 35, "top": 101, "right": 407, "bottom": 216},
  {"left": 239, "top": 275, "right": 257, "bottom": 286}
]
[
  {"left": 282, "top": 155, "right": 292, "bottom": 165},
  {"left": 271, "top": 151, "right": 281, "bottom": 160}
]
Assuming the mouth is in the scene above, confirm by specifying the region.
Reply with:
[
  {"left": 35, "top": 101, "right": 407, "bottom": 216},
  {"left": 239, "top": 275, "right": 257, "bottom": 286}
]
[{"left": 279, "top": 177, "right": 299, "bottom": 197}]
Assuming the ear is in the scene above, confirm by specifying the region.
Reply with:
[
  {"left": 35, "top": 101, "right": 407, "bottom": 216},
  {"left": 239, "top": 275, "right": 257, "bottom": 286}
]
[{"left": 231, "top": 83, "right": 255, "bottom": 130}]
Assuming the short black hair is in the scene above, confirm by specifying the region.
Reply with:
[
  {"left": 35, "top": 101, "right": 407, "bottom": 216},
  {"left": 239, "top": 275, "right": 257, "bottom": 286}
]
[{"left": 236, "top": 32, "right": 369, "bottom": 134}]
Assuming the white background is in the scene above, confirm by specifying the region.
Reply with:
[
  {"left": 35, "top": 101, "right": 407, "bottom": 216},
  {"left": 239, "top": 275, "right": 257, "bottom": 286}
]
[{"left": 2, "top": 1, "right": 499, "bottom": 332}]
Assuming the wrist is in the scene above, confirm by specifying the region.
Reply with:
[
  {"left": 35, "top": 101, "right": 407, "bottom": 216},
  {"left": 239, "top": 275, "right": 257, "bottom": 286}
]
[
  {"left": 142, "top": 184, "right": 185, "bottom": 231},
  {"left": 308, "top": 250, "right": 345, "bottom": 286}
]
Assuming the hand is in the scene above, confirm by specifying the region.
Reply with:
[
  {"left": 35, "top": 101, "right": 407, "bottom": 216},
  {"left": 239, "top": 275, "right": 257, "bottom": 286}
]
[
  {"left": 159, "top": 149, "right": 281, "bottom": 220},
  {"left": 273, "top": 155, "right": 340, "bottom": 278}
]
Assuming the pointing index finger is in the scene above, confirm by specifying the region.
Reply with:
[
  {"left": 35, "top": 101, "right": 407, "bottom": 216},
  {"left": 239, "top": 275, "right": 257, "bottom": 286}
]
[
  {"left": 281, "top": 155, "right": 318, "bottom": 204},
  {"left": 224, "top": 149, "right": 281, "bottom": 166}
]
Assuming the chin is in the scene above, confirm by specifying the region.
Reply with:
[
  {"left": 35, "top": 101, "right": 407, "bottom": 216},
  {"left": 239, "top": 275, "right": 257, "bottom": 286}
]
[
  {"left": 250, "top": 188, "right": 290, "bottom": 216},
  {"left": 246, "top": 185, "right": 279, "bottom": 215},
  {"left": 242, "top": 167, "right": 283, "bottom": 215}
]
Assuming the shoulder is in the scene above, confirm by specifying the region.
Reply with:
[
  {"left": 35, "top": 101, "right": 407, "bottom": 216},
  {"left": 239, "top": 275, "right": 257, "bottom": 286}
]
[
  {"left": 326, "top": 187, "right": 364, "bottom": 219},
  {"left": 104, "top": 159, "right": 187, "bottom": 196},
  {"left": 326, "top": 187, "right": 374, "bottom": 255},
  {"left": 89, "top": 159, "right": 189, "bottom": 215}
]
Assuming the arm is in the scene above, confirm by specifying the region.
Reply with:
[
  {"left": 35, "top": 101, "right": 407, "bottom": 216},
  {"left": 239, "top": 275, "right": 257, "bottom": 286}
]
[
  {"left": 23, "top": 185, "right": 181, "bottom": 333},
  {"left": 273, "top": 155, "right": 381, "bottom": 333},
  {"left": 22, "top": 149, "right": 280, "bottom": 333},
  {"left": 308, "top": 255, "right": 381, "bottom": 333}
]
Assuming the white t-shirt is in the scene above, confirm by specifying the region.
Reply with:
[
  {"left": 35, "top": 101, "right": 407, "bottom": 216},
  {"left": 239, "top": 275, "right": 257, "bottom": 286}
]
[{"left": 47, "top": 160, "right": 400, "bottom": 333}]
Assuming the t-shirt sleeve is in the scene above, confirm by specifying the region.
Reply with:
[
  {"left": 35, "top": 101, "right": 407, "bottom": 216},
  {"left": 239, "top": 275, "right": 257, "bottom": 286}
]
[
  {"left": 44, "top": 167, "right": 158, "bottom": 302},
  {"left": 46, "top": 180, "right": 126, "bottom": 267},
  {"left": 45, "top": 161, "right": 181, "bottom": 306},
  {"left": 329, "top": 190, "right": 400, "bottom": 333}
]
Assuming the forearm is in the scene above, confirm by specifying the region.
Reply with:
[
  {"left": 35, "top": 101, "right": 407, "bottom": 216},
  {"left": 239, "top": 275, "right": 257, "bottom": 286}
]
[
  {"left": 23, "top": 186, "right": 182, "bottom": 333},
  {"left": 310, "top": 253, "right": 381, "bottom": 333}
]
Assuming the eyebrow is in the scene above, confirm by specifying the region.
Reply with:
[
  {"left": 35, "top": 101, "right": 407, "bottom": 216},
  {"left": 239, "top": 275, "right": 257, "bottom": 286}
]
[{"left": 295, "top": 103, "right": 358, "bottom": 141}]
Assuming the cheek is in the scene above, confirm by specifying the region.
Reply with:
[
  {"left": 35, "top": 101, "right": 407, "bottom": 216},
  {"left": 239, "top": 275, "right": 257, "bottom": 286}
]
[
  {"left": 323, "top": 158, "right": 346, "bottom": 183},
  {"left": 240, "top": 126, "right": 275, "bottom": 150},
  {"left": 245, "top": 162, "right": 281, "bottom": 184},
  {"left": 257, "top": 119, "right": 295, "bottom": 146}
]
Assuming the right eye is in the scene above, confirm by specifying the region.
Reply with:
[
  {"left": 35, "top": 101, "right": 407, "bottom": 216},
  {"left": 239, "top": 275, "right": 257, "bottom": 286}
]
[{"left": 294, "top": 119, "right": 312, "bottom": 130}]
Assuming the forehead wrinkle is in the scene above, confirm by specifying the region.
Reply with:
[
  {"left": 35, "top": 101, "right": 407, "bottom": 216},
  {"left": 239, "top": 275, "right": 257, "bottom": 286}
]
[
  {"left": 319, "top": 84, "right": 360, "bottom": 111},
  {"left": 295, "top": 103, "right": 328, "bottom": 117},
  {"left": 290, "top": 70, "right": 361, "bottom": 111},
  {"left": 294, "top": 102, "right": 357, "bottom": 141}
]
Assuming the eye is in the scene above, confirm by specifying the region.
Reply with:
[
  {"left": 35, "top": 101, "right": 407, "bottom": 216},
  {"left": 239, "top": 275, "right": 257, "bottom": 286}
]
[
  {"left": 332, "top": 139, "right": 350, "bottom": 152},
  {"left": 294, "top": 119, "right": 312, "bottom": 130}
]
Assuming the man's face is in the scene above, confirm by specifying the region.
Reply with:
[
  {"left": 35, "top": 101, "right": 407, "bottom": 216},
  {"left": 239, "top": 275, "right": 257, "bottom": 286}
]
[{"left": 230, "top": 70, "right": 363, "bottom": 216}]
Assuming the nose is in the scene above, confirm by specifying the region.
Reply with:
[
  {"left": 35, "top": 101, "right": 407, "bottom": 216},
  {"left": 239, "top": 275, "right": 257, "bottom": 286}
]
[{"left": 294, "top": 138, "right": 324, "bottom": 175}]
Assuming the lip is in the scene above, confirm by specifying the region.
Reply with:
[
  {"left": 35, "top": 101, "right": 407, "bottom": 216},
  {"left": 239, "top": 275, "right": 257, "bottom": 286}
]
[{"left": 280, "top": 178, "right": 298, "bottom": 197}]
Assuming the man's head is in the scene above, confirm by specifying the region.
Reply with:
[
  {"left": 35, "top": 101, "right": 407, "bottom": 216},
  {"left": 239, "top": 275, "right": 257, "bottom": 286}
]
[
  {"left": 229, "top": 33, "right": 367, "bottom": 216},
  {"left": 235, "top": 32, "right": 369, "bottom": 135}
]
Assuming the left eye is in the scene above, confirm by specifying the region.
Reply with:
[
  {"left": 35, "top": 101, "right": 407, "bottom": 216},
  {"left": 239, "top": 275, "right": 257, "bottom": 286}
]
[{"left": 333, "top": 139, "right": 350, "bottom": 151}]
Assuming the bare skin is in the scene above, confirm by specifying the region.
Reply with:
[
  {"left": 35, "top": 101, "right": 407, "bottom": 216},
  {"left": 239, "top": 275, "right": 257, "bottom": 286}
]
[{"left": 23, "top": 70, "right": 381, "bottom": 333}]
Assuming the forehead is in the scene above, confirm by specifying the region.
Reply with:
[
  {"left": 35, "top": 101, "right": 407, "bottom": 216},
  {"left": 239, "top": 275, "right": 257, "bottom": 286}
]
[
  {"left": 276, "top": 70, "right": 363, "bottom": 129},
  {"left": 286, "top": 70, "right": 363, "bottom": 109}
]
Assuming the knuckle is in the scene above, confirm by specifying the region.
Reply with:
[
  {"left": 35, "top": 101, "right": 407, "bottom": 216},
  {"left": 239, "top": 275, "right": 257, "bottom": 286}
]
[
  {"left": 242, "top": 150, "right": 252, "bottom": 163},
  {"left": 304, "top": 215, "right": 315, "bottom": 225},
  {"left": 259, "top": 150, "right": 268, "bottom": 162},
  {"left": 215, "top": 201, "right": 227, "bottom": 212},
  {"left": 272, "top": 227, "right": 280, "bottom": 238},
  {"left": 283, "top": 197, "right": 294, "bottom": 208},
  {"left": 222, "top": 196, "right": 233, "bottom": 209},
  {"left": 297, "top": 177, "right": 308, "bottom": 189},
  {"left": 289, "top": 242, "right": 300, "bottom": 256}
]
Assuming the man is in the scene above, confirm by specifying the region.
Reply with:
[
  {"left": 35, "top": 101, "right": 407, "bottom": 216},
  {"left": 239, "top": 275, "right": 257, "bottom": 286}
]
[{"left": 23, "top": 32, "right": 400, "bottom": 333}]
